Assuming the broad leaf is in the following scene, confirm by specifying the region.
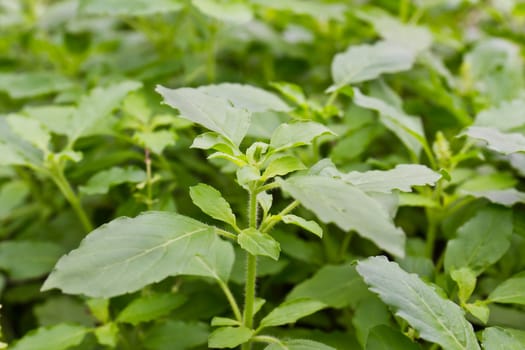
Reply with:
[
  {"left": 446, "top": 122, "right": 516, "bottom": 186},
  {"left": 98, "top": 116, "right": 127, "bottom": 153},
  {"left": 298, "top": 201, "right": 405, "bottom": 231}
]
[
  {"left": 330, "top": 41, "right": 415, "bottom": 90},
  {"left": 198, "top": 83, "right": 290, "bottom": 112},
  {"left": 366, "top": 325, "right": 421, "bottom": 350},
  {"left": 475, "top": 98, "right": 525, "bottom": 131},
  {"left": 208, "top": 326, "right": 253, "bottom": 349},
  {"left": 259, "top": 298, "right": 326, "bottom": 329},
  {"left": 79, "top": 0, "right": 184, "bottom": 15},
  {"left": 463, "top": 127, "right": 525, "bottom": 154},
  {"left": 133, "top": 130, "right": 176, "bottom": 154},
  {"left": 0, "top": 241, "right": 64, "bottom": 280},
  {"left": 488, "top": 272, "right": 525, "bottom": 305},
  {"left": 7, "top": 115, "right": 50, "bottom": 151},
  {"left": 156, "top": 86, "right": 251, "bottom": 146},
  {"left": 42, "top": 212, "right": 232, "bottom": 297},
  {"left": 356, "top": 256, "right": 480, "bottom": 350},
  {"left": 353, "top": 88, "right": 424, "bottom": 156},
  {"left": 0, "top": 72, "right": 73, "bottom": 99},
  {"left": 286, "top": 262, "right": 371, "bottom": 308},
  {"left": 192, "top": 0, "right": 253, "bottom": 24},
  {"left": 10, "top": 324, "right": 89, "bottom": 350},
  {"left": 262, "top": 156, "right": 306, "bottom": 180},
  {"left": 278, "top": 175, "right": 405, "bottom": 257},
  {"left": 190, "top": 183, "right": 236, "bottom": 227},
  {"left": 270, "top": 122, "right": 334, "bottom": 151},
  {"left": 281, "top": 214, "right": 322, "bottom": 238},
  {"left": 482, "top": 327, "right": 525, "bottom": 350},
  {"left": 116, "top": 293, "right": 187, "bottom": 325},
  {"left": 444, "top": 206, "right": 513, "bottom": 275},
  {"left": 237, "top": 228, "right": 280, "bottom": 260},
  {"left": 79, "top": 166, "right": 146, "bottom": 195},
  {"left": 265, "top": 339, "right": 336, "bottom": 350}
]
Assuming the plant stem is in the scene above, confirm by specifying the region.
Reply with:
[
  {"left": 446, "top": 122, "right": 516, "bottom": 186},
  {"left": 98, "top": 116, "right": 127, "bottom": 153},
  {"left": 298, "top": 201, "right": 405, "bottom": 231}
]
[
  {"left": 242, "top": 188, "right": 259, "bottom": 350},
  {"left": 145, "top": 148, "right": 153, "bottom": 210},
  {"left": 399, "top": 0, "right": 410, "bottom": 22},
  {"left": 51, "top": 166, "right": 94, "bottom": 233},
  {"left": 217, "top": 279, "right": 243, "bottom": 322},
  {"left": 260, "top": 200, "right": 300, "bottom": 233}
]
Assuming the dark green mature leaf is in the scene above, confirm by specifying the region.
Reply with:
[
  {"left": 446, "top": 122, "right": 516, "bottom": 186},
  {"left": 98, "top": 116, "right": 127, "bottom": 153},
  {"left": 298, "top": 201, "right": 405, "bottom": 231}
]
[
  {"left": 190, "top": 183, "right": 237, "bottom": 227},
  {"left": 198, "top": 83, "right": 290, "bottom": 112},
  {"left": 42, "top": 212, "right": 233, "bottom": 297},
  {"left": 79, "top": 0, "right": 184, "bottom": 15},
  {"left": 237, "top": 228, "right": 280, "bottom": 260},
  {"left": 444, "top": 206, "right": 513, "bottom": 275},
  {"left": 463, "top": 127, "right": 525, "bottom": 155},
  {"left": 259, "top": 298, "right": 326, "bottom": 329},
  {"left": 366, "top": 325, "right": 421, "bottom": 350},
  {"left": 269, "top": 122, "right": 334, "bottom": 151},
  {"left": 278, "top": 176, "right": 405, "bottom": 257},
  {"left": 482, "top": 327, "right": 525, "bottom": 350},
  {"left": 488, "top": 272, "right": 525, "bottom": 305},
  {"left": 208, "top": 326, "right": 253, "bottom": 349},
  {"left": 10, "top": 324, "right": 89, "bottom": 350},
  {"left": 156, "top": 86, "right": 251, "bottom": 146},
  {"left": 330, "top": 41, "right": 415, "bottom": 90},
  {"left": 0, "top": 72, "right": 74, "bottom": 99},
  {"left": 116, "top": 293, "right": 187, "bottom": 325},
  {"left": 264, "top": 339, "right": 336, "bottom": 350},
  {"left": 353, "top": 88, "right": 424, "bottom": 156},
  {"left": 79, "top": 166, "right": 146, "bottom": 195},
  {"left": 0, "top": 241, "right": 64, "bottom": 280},
  {"left": 286, "top": 263, "right": 370, "bottom": 308},
  {"left": 144, "top": 320, "right": 209, "bottom": 350},
  {"left": 357, "top": 256, "right": 480, "bottom": 350}
]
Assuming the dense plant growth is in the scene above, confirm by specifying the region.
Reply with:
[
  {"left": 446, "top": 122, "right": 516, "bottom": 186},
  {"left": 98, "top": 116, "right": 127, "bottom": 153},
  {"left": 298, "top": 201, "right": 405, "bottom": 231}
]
[{"left": 1, "top": 0, "right": 525, "bottom": 349}]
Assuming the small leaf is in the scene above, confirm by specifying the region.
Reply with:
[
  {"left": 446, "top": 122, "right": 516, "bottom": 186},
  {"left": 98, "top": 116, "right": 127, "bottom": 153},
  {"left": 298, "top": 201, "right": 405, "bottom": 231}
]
[
  {"left": 259, "top": 298, "right": 326, "bottom": 329},
  {"left": 116, "top": 293, "right": 187, "bottom": 325},
  {"left": 270, "top": 122, "right": 334, "bottom": 151},
  {"left": 278, "top": 175, "right": 405, "bottom": 258},
  {"left": 133, "top": 129, "right": 175, "bottom": 154},
  {"left": 42, "top": 212, "right": 233, "bottom": 298},
  {"left": 270, "top": 81, "right": 307, "bottom": 106},
  {"left": 465, "top": 302, "right": 489, "bottom": 324},
  {"left": 192, "top": 0, "right": 253, "bottom": 24},
  {"left": 79, "top": 0, "right": 184, "bottom": 15},
  {"left": 156, "top": 85, "right": 251, "bottom": 146},
  {"left": 262, "top": 156, "right": 306, "bottom": 180},
  {"left": 356, "top": 256, "right": 480, "bottom": 350},
  {"left": 464, "top": 189, "right": 525, "bottom": 207},
  {"left": 79, "top": 166, "right": 146, "bottom": 195},
  {"left": 366, "top": 325, "right": 421, "bottom": 350},
  {"left": 237, "top": 228, "right": 280, "bottom": 260},
  {"left": 281, "top": 215, "right": 322, "bottom": 238},
  {"left": 488, "top": 271, "right": 525, "bottom": 305},
  {"left": 190, "top": 183, "right": 237, "bottom": 228},
  {"left": 10, "top": 324, "right": 89, "bottom": 350},
  {"left": 450, "top": 267, "right": 477, "bottom": 305},
  {"left": 330, "top": 41, "right": 415, "bottom": 90},
  {"left": 482, "top": 327, "right": 525, "bottom": 350},
  {"left": 7, "top": 115, "right": 50, "bottom": 151},
  {"left": 264, "top": 339, "right": 336, "bottom": 350},
  {"left": 444, "top": 206, "right": 513, "bottom": 275},
  {"left": 0, "top": 180, "right": 30, "bottom": 220},
  {"left": 211, "top": 317, "right": 241, "bottom": 327},
  {"left": 208, "top": 326, "right": 253, "bottom": 349},
  {"left": 94, "top": 323, "right": 118, "bottom": 347},
  {"left": 462, "top": 126, "right": 525, "bottom": 155}
]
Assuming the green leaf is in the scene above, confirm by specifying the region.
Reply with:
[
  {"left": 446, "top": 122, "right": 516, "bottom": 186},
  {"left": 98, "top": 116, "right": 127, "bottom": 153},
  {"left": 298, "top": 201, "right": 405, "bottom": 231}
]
[
  {"left": 0, "top": 118, "right": 43, "bottom": 167},
  {"left": 286, "top": 263, "right": 370, "bottom": 308},
  {"left": 0, "top": 72, "right": 74, "bottom": 99},
  {"left": 281, "top": 214, "right": 322, "bottom": 238},
  {"left": 197, "top": 83, "right": 290, "bottom": 112},
  {"left": 211, "top": 317, "right": 241, "bottom": 327},
  {"left": 270, "top": 81, "right": 307, "bottom": 106},
  {"left": 465, "top": 301, "right": 489, "bottom": 324},
  {"left": 262, "top": 156, "right": 306, "bottom": 180},
  {"left": 208, "top": 326, "right": 253, "bottom": 349},
  {"left": 463, "top": 127, "right": 525, "bottom": 154},
  {"left": 116, "top": 293, "right": 187, "bottom": 325},
  {"left": 450, "top": 267, "right": 477, "bottom": 305},
  {"left": 352, "top": 297, "right": 390, "bottom": 346},
  {"left": 356, "top": 256, "right": 480, "bottom": 350},
  {"left": 133, "top": 130, "right": 176, "bottom": 154},
  {"left": 269, "top": 122, "right": 334, "bottom": 151},
  {"left": 330, "top": 41, "right": 415, "bottom": 90},
  {"left": 237, "top": 228, "right": 280, "bottom": 260},
  {"left": 42, "top": 212, "right": 233, "bottom": 298},
  {"left": 474, "top": 98, "right": 525, "bottom": 131},
  {"left": 464, "top": 189, "right": 525, "bottom": 207},
  {"left": 156, "top": 86, "right": 251, "bottom": 146},
  {"left": 144, "top": 320, "right": 209, "bottom": 350},
  {"left": 365, "top": 325, "right": 421, "bottom": 350},
  {"left": 278, "top": 175, "right": 405, "bottom": 258},
  {"left": 353, "top": 88, "right": 424, "bottom": 156},
  {"left": 79, "top": 166, "right": 146, "bottom": 195},
  {"left": 259, "top": 298, "right": 326, "bottom": 329},
  {"left": 94, "top": 323, "right": 118, "bottom": 347},
  {"left": 69, "top": 81, "right": 142, "bottom": 143},
  {"left": 264, "top": 339, "right": 336, "bottom": 350},
  {"left": 0, "top": 241, "right": 64, "bottom": 280},
  {"left": 488, "top": 271, "right": 525, "bottom": 305},
  {"left": 192, "top": 0, "right": 253, "bottom": 24},
  {"left": 10, "top": 324, "right": 89, "bottom": 350},
  {"left": 0, "top": 180, "right": 29, "bottom": 220},
  {"left": 444, "top": 206, "right": 513, "bottom": 275},
  {"left": 33, "top": 296, "right": 97, "bottom": 327},
  {"left": 398, "top": 193, "right": 438, "bottom": 208},
  {"left": 482, "top": 327, "right": 525, "bottom": 350},
  {"left": 79, "top": 0, "right": 184, "bottom": 15},
  {"left": 190, "top": 183, "right": 237, "bottom": 228},
  {"left": 252, "top": 0, "right": 345, "bottom": 21},
  {"left": 6, "top": 115, "right": 50, "bottom": 151}
]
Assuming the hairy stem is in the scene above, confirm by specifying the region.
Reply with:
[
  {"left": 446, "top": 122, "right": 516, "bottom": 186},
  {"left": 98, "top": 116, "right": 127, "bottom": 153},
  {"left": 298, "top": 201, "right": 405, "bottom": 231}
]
[{"left": 217, "top": 279, "right": 243, "bottom": 322}]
